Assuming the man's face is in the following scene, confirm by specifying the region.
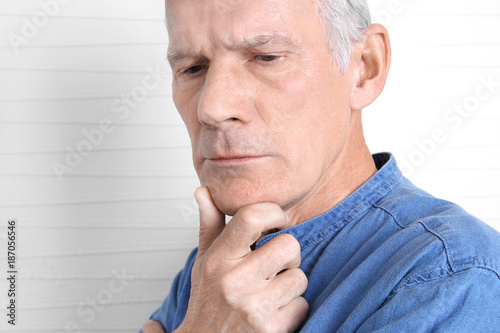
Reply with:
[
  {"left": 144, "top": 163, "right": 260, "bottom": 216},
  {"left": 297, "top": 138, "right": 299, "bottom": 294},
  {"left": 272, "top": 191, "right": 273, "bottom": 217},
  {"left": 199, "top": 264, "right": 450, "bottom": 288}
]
[{"left": 167, "top": 0, "right": 357, "bottom": 216}]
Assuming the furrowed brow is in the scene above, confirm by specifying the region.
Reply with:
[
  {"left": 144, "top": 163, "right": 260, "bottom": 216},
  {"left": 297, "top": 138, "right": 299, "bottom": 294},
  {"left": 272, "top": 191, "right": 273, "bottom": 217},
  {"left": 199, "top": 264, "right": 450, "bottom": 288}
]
[
  {"left": 239, "top": 32, "right": 295, "bottom": 49},
  {"left": 167, "top": 50, "right": 198, "bottom": 65},
  {"left": 167, "top": 32, "right": 296, "bottom": 64}
]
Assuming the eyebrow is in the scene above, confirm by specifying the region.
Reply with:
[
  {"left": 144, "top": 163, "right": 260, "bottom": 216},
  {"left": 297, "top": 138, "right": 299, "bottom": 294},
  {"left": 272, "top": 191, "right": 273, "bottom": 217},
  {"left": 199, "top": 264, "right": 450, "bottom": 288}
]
[
  {"left": 239, "top": 32, "right": 295, "bottom": 49},
  {"left": 167, "top": 32, "right": 295, "bottom": 64},
  {"left": 167, "top": 50, "right": 199, "bottom": 64}
]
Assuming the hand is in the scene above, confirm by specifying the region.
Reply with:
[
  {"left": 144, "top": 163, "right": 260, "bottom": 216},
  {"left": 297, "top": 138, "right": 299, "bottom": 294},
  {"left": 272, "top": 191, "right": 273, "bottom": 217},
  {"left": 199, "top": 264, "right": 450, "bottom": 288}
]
[
  {"left": 175, "top": 187, "right": 308, "bottom": 333},
  {"left": 142, "top": 320, "right": 166, "bottom": 333}
]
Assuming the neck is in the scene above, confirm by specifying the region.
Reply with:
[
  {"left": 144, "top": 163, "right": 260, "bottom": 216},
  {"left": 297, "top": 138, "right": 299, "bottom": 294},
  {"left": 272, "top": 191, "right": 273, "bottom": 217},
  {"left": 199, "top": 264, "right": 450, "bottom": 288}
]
[{"left": 285, "top": 111, "right": 377, "bottom": 227}]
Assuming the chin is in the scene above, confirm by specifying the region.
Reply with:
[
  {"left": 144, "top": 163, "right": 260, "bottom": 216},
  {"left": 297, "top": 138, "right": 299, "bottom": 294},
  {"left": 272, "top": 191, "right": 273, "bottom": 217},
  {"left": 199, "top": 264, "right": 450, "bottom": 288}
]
[
  {"left": 205, "top": 179, "right": 275, "bottom": 216},
  {"left": 211, "top": 197, "right": 243, "bottom": 217}
]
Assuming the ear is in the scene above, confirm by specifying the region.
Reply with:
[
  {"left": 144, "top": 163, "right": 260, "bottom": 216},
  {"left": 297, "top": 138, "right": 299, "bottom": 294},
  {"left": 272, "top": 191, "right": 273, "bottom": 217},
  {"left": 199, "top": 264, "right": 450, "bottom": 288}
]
[{"left": 350, "top": 24, "right": 391, "bottom": 111}]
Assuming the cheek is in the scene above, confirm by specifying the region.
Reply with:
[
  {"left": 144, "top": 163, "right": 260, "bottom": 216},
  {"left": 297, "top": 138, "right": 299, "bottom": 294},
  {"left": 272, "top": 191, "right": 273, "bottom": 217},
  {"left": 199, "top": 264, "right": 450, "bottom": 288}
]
[
  {"left": 255, "top": 72, "right": 310, "bottom": 134},
  {"left": 262, "top": 71, "right": 326, "bottom": 145},
  {"left": 174, "top": 90, "right": 201, "bottom": 137},
  {"left": 173, "top": 90, "right": 204, "bottom": 166},
  {"left": 258, "top": 68, "right": 352, "bottom": 173}
]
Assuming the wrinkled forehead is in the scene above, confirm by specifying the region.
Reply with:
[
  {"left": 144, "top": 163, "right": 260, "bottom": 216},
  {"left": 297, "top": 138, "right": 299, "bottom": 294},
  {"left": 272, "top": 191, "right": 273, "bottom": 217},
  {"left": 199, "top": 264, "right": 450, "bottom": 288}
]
[{"left": 165, "top": 0, "right": 318, "bottom": 52}]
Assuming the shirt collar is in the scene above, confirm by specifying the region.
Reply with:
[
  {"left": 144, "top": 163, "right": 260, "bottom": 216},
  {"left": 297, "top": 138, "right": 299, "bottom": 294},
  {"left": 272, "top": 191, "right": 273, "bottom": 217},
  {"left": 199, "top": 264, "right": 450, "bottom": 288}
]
[{"left": 255, "top": 152, "right": 403, "bottom": 250}]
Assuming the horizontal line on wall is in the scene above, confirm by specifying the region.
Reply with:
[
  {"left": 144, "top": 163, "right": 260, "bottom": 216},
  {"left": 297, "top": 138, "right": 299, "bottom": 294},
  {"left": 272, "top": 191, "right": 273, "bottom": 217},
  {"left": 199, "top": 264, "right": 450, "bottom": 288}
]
[
  {"left": 445, "top": 144, "right": 500, "bottom": 149},
  {"left": 0, "top": 323, "right": 142, "bottom": 332},
  {"left": 0, "top": 170, "right": 196, "bottom": 179},
  {"left": 0, "top": 141, "right": 190, "bottom": 155},
  {"left": 0, "top": 91, "right": 171, "bottom": 101},
  {"left": 20, "top": 270, "right": 178, "bottom": 280},
  {"left": 0, "top": 192, "right": 192, "bottom": 207},
  {"left": 426, "top": 167, "right": 500, "bottom": 171},
  {"left": 0, "top": 11, "right": 165, "bottom": 21},
  {"left": 0, "top": 66, "right": 170, "bottom": 75},
  {"left": 0, "top": 241, "right": 196, "bottom": 258},
  {"left": 446, "top": 194, "right": 500, "bottom": 200},
  {"left": 19, "top": 220, "right": 198, "bottom": 231},
  {"left": 0, "top": 118, "right": 182, "bottom": 127},
  {"left": 19, "top": 219, "right": 198, "bottom": 229},
  {"left": 397, "top": 42, "right": 500, "bottom": 47},
  {"left": 410, "top": 13, "right": 500, "bottom": 17},
  {"left": 469, "top": 217, "right": 500, "bottom": 224},
  {"left": 0, "top": 41, "right": 168, "bottom": 48},
  {"left": 419, "top": 65, "right": 500, "bottom": 69},
  {"left": 20, "top": 294, "right": 167, "bottom": 310}
]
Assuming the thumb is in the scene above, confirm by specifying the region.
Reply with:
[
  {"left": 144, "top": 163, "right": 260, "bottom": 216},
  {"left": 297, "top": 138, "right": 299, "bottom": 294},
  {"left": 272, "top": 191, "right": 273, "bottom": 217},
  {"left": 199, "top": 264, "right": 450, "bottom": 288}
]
[{"left": 194, "top": 186, "right": 225, "bottom": 257}]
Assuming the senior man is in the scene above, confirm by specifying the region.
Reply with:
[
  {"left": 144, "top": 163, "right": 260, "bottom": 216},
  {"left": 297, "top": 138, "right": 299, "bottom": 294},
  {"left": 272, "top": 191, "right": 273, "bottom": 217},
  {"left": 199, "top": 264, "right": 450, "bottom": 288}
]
[{"left": 142, "top": 0, "right": 500, "bottom": 332}]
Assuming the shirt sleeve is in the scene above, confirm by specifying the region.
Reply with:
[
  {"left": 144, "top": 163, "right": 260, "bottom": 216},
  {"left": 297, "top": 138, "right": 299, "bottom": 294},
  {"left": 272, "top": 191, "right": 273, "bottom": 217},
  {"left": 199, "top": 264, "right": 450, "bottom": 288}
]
[
  {"left": 140, "top": 248, "right": 198, "bottom": 333},
  {"left": 357, "top": 267, "right": 500, "bottom": 332}
]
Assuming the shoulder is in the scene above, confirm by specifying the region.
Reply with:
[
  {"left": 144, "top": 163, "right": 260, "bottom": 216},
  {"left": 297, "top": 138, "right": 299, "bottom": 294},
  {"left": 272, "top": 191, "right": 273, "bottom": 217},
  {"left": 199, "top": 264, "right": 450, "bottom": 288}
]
[
  {"left": 353, "top": 179, "right": 500, "bottom": 331},
  {"left": 358, "top": 263, "right": 500, "bottom": 332},
  {"left": 374, "top": 176, "right": 500, "bottom": 279}
]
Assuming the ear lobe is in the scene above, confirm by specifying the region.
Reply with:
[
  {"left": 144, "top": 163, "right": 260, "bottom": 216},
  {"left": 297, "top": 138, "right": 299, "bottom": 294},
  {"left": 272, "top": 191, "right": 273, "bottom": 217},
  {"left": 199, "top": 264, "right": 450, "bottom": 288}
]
[{"left": 350, "top": 24, "right": 391, "bottom": 111}]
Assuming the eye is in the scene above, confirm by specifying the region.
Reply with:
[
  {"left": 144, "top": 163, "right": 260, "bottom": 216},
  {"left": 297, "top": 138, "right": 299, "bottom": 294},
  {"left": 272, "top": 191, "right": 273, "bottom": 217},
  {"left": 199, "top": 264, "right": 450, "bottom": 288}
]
[
  {"left": 255, "top": 55, "right": 279, "bottom": 62},
  {"left": 183, "top": 65, "right": 207, "bottom": 75}
]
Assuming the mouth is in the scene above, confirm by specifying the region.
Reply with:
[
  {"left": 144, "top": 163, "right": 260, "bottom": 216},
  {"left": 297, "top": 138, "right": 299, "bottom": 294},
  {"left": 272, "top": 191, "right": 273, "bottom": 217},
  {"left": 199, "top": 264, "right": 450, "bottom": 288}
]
[{"left": 207, "top": 155, "right": 269, "bottom": 166}]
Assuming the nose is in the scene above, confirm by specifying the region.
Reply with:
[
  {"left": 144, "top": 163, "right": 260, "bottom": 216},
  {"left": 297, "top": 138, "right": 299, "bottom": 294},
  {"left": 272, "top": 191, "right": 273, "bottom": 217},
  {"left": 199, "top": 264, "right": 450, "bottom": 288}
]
[{"left": 197, "top": 61, "right": 252, "bottom": 128}]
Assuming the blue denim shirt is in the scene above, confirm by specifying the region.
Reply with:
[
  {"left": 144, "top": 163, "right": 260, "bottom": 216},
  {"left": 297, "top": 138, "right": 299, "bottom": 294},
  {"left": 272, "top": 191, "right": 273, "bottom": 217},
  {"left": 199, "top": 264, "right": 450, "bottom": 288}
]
[{"left": 145, "top": 153, "right": 500, "bottom": 332}]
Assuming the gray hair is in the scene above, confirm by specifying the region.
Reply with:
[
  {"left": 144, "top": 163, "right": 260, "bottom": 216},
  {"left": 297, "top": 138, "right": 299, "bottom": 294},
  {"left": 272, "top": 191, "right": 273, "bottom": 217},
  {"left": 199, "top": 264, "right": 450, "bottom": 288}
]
[{"left": 316, "top": 0, "right": 371, "bottom": 73}]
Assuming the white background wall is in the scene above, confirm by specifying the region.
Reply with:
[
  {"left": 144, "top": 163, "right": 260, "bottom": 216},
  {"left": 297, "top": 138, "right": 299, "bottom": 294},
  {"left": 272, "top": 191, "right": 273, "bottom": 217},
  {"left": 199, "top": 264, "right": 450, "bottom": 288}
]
[{"left": 0, "top": 0, "right": 498, "bottom": 332}]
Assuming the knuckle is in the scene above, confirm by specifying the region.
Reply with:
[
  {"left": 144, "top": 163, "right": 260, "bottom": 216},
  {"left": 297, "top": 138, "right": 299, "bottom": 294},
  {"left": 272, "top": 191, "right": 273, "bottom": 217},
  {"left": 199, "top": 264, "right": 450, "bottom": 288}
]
[
  {"left": 241, "top": 211, "right": 261, "bottom": 228},
  {"left": 294, "top": 267, "right": 307, "bottom": 281},
  {"left": 300, "top": 296, "right": 310, "bottom": 311},
  {"left": 263, "top": 202, "right": 289, "bottom": 225},
  {"left": 293, "top": 268, "right": 308, "bottom": 290},
  {"left": 236, "top": 206, "right": 263, "bottom": 229},
  {"left": 280, "top": 268, "right": 308, "bottom": 295},
  {"left": 237, "top": 202, "right": 285, "bottom": 229},
  {"left": 295, "top": 296, "right": 310, "bottom": 318},
  {"left": 276, "top": 233, "right": 300, "bottom": 249},
  {"left": 274, "top": 234, "right": 301, "bottom": 256}
]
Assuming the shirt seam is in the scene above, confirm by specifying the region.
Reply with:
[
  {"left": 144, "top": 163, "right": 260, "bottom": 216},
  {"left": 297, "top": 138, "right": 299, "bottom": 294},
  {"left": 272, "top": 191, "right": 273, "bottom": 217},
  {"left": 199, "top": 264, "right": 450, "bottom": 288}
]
[
  {"left": 373, "top": 205, "right": 500, "bottom": 279},
  {"left": 374, "top": 205, "right": 500, "bottom": 293},
  {"left": 372, "top": 204, "right": 403, "bottom": 229},
  {"left": 419, "top": 221, "right": 456, "bottom": 272},
  {"left": 388, "top": 264, "right": 500, "bottom": 301},
  {"left": 373, "top": 204, "right": 457, "bottom": 272}
]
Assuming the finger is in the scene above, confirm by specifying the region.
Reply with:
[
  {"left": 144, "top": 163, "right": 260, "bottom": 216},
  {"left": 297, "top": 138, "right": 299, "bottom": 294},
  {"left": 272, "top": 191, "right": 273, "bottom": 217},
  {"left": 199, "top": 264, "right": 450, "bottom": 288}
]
[
  {"left": 141, "top": 320, "right": 166, "bottom": 333},
  {"left": 273, "top": 296, "right": 309, "bottom": 333},
  {"left": 195, "top": 186, "right": 225, "bottom": 257},
  {"left": 266, "top": 268, "right": 308, "bottom": 308},
  {"left": 214, "top": 202, "right": 290, "bottom": 259},
  {"left": 248, "top": 233, "right": 302, "bottom": 279}
]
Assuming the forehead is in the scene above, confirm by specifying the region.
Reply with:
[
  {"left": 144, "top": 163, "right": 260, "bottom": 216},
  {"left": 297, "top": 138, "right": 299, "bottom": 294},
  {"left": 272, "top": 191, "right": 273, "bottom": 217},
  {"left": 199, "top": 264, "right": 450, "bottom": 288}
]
[{"left": 166, "top": 0, "right": 318, "bottom": 53}]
